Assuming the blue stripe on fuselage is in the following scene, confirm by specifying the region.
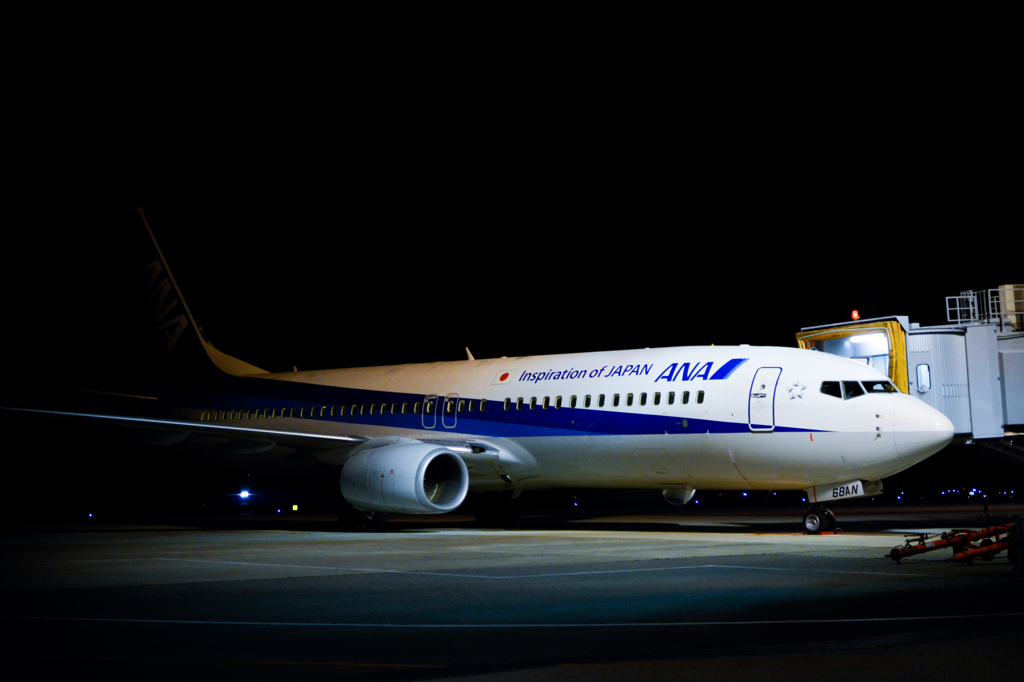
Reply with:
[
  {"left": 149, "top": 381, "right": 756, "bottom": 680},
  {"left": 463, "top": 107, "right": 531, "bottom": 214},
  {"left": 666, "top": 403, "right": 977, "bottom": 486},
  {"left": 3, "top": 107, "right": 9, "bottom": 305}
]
[{"left": 169, "top": 374, "right": 826, "bottom": 438}]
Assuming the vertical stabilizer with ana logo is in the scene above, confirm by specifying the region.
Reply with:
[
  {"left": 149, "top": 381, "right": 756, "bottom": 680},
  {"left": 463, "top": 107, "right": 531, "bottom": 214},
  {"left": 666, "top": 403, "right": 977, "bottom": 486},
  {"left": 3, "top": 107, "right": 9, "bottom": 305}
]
[{"left": 129, "top": 208, "right": 267, "bottom": 386}]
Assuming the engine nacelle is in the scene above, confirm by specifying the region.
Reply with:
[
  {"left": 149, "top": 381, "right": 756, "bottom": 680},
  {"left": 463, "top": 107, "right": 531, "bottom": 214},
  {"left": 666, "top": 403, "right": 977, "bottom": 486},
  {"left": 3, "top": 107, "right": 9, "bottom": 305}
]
[{"left": 340, "top": 442, "right": 469, "bottom": 514}]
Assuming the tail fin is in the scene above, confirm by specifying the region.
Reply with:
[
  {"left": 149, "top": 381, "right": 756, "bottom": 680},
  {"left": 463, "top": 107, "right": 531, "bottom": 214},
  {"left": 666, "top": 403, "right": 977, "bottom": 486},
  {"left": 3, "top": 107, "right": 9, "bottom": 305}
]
[{"left": 130, "top": 208, "right": 267, "bottom": 381}]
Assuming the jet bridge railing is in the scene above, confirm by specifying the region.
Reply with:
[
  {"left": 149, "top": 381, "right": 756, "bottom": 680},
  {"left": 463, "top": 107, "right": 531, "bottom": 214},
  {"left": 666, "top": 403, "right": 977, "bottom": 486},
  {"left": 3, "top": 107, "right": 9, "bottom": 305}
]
[{"left": 947, "top": 285, "right": 1024, "bottom": 331}]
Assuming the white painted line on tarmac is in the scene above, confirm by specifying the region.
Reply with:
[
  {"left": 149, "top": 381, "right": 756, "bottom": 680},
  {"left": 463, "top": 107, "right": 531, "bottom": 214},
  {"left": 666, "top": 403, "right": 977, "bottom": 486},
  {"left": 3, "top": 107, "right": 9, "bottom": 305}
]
[
  {"left": 148, "top": 558, "right": 950, "bottom": 580},
  {"left": 5, "top": 612, "right": 1022, "bottom": 628}
]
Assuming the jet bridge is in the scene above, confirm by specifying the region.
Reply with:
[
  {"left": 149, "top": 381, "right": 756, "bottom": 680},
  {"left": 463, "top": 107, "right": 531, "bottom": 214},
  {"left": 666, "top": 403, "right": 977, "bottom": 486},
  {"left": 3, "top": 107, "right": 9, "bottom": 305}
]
[{"left": 796, "top": 284, "right": 1024, "bottom": 442}]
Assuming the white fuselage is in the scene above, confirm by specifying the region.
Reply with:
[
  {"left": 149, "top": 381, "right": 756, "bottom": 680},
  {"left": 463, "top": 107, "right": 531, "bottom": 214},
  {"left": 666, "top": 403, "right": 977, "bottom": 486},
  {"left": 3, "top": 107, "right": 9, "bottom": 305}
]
[{"left": 185, "top": 345, "right": 955, "bottom": 493}]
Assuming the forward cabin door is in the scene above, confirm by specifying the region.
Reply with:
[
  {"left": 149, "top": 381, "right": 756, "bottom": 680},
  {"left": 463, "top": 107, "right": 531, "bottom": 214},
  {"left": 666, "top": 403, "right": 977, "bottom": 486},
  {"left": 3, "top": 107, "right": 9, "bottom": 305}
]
[{"left": 748, "top": 367, "right": 782, "bottom": 432}]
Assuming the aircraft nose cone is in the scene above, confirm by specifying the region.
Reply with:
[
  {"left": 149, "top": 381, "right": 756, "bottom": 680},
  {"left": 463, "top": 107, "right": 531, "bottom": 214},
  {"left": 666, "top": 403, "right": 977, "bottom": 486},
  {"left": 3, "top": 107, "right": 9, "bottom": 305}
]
[{"left": 893, "top": 397, "right": 955, "bottom": 464}]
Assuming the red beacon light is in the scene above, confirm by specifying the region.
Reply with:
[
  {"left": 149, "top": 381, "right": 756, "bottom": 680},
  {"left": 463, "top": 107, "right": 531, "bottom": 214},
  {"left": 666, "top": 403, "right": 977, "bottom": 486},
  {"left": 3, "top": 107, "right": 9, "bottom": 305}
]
[{"left": 851, "top": 310, "right": 860, "bottom": 321}]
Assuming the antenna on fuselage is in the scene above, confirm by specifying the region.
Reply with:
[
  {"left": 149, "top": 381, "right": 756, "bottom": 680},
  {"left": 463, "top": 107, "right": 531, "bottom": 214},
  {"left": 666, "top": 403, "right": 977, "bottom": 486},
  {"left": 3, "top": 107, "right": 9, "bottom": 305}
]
[{"left": 465, "top": 347, "right": 475, "bottom": 361}]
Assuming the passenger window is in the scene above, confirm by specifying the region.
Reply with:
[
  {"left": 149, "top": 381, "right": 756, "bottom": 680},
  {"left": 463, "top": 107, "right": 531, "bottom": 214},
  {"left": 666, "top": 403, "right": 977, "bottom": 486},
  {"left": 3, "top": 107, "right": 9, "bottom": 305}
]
[
  {"left": 820, "top": 381, "right": 842, "bottom": 399},
  {"left": 571, "top": 395, "right": 578, "bottom": 408},
  {"left": 653, "top": 392, "right": 660, "bottom": 406},
  {"left": 530, "top": 397, "right": 537, "bottom": 410},
  {"left": 414, "top": 402, "right": 421, "bottom": 414},
  {"left": 598, "top": 394, "right": 605, "bottom": 407},
  {"left": 641, "top": 393, "right": 647, "bottom": 406},
  {"left": 480, "top": 399, "right": 487, "bottom": 412},
  {"left": 517, "top": 398, "right": 524, "bottom": 410},
  {"left": 555, "top": 396, "right": 562, "bottom": 409},
  {"left": 321, "top": 406, "right": 327, "bottom": 417},
  {"left": 426, "top": 400, "right": 434, "bottom": 415},
  {"left": 402, "top": 403, "right": 408, "bottom": 414},
  {"left": 543, "top": 396, "right": 549, "bottom": 409},
  {"left": 504, "top": 398, "right": 511, "bottom": 411},
  {"left": 682, "top": 391, "right": 689, "bottom": 405},
  {"left": 458, "top": 400, "right": 465, "bottom": 413},
  {"left": 389, "top": 403, "right": 396, "bottom": 414},
  {"left": 613, "top": 394, "right": 620, "bottom": 407},
  {"left": 360, "top": 405, "right": 366, "bottom": 416},
  {"left": 446, "top": 400, "right": 454, "bottom": 414},
  {"left": 468, "top": 400, "right": 475, "bottom": 412},
  {"left": 370, "top": 404, "right": 376, "bottom": 415},
  {"left": 350, "top": 405, "right": 357, "bottom": 416},
  {"left": 668, "top": 391, "right": 675, "bottom": 405},
  {"left": 697, "top": 390, "right": 705, "bottom": 404},
  {"left": 916, "top": 364, "right": 931, "bottom": 394},
  {"left": 584, "top": 395, "right": 591, "bottom": 408},
  {"left": 626, "top": 393, "right": 633, "bottom": 407},
  {"left": 842, "top": 381, "right": 865, "bottom": 399}
]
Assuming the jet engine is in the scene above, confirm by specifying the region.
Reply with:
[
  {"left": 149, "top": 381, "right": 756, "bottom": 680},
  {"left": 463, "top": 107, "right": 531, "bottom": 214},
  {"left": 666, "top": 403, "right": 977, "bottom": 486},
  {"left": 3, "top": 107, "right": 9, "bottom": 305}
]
[{"left": 340, "top": 442, "right": 469, "bottom": 514}]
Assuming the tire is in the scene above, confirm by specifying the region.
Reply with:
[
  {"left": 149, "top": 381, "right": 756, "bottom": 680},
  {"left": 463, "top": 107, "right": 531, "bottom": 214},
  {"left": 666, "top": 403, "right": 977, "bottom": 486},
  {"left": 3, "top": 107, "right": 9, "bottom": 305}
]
[{"left": 803, "top": 509, "right": 825, "bottom": 534}]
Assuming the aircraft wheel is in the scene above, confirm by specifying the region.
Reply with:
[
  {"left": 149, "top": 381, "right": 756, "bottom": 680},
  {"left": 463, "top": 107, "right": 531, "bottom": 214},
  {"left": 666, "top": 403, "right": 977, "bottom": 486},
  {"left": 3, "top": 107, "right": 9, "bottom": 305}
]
[
  {"left": 979, "top": 538, "right": 996, "bottom": 561},
  {"left": 803, "top": 506, "right": 834, "bottom": 534}
]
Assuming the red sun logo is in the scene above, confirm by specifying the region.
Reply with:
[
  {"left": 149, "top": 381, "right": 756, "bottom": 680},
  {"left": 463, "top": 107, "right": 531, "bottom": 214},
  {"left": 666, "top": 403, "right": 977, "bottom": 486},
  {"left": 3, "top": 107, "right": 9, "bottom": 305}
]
[{"left": 500, "top": 372, "right": 509, "bottom": 382}]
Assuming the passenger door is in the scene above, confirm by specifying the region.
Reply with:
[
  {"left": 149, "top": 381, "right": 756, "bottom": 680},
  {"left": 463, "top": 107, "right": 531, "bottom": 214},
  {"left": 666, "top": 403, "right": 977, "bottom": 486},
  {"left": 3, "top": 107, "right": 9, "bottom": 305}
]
[{"left": 748, "top": 367, "right": 781, "bottom": 432}]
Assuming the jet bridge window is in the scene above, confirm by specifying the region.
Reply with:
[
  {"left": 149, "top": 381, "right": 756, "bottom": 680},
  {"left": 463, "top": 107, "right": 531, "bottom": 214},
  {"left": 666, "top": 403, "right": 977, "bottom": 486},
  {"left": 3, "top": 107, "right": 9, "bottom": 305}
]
[
  {"left": 915, "top": 364, "right": 931, "bottom": 395},
  {"left": 842, "top": 381, "right": 865, "bottom": 399},
  {"left": 820, "top": 381, "right": 842, "bottom": 399}
]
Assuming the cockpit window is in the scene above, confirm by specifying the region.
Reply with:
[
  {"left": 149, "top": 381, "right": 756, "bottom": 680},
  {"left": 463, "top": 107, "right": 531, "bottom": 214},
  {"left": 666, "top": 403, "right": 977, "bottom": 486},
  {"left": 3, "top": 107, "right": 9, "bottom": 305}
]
[
  {"left": 842, "top": 381, "right": 865, "bottom": 399},
  {"left": 820, "top": 381, "right": 842, "bottom": 399},
  {"left": 863, "top": 380, "right": 898, "bottom": 394}
]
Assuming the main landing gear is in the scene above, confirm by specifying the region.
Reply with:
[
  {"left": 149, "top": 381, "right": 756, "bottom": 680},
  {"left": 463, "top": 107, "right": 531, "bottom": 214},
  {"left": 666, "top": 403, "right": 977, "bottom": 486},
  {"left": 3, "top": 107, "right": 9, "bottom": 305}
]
[
  {"left": 803, "top": 505, "right": 837, "bottom": 534},
  {"left": 337, "top": 495, "right": 389, "bottom": 532}
]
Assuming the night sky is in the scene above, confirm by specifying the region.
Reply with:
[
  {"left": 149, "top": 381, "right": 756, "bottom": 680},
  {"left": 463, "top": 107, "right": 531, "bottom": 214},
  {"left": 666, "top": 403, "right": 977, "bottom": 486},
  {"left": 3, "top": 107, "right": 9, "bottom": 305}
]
[{"left": 4, "top": 32, "right": 1016, "bottom": 396}]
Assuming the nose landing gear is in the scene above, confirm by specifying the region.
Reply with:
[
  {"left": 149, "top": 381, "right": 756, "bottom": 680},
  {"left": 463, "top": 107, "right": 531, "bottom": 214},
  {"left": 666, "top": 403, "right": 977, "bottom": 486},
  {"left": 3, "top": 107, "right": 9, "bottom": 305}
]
[{"left": 803, "top": 505, "right": 837, "bottom": 534}]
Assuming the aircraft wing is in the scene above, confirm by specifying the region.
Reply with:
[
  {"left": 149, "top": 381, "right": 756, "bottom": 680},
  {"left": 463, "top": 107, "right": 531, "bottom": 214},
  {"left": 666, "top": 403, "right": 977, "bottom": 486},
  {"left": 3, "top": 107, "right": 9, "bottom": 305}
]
[{"left": 1, "top": 405, "right": 369, "bottom": 453}]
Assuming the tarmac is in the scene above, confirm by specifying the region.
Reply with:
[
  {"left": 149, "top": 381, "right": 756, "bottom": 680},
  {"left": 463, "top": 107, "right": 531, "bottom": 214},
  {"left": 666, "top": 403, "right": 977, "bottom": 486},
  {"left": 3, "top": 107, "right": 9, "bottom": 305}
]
[{"left": 2, "top": 502, "right": 1021, "bottom": 681}]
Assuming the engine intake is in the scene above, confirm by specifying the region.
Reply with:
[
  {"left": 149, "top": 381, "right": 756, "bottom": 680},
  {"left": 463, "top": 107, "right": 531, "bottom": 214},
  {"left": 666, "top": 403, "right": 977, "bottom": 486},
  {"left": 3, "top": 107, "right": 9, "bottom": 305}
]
[{"left": 340, "top": 442, "right": 469, "bottom": 514}]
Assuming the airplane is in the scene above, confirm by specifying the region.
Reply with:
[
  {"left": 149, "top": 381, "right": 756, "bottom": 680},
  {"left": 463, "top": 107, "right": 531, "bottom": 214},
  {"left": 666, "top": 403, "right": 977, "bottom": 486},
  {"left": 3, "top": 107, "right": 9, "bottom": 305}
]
[{"left": 1, "top": 209, "right": 956, "bottom": 534}]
